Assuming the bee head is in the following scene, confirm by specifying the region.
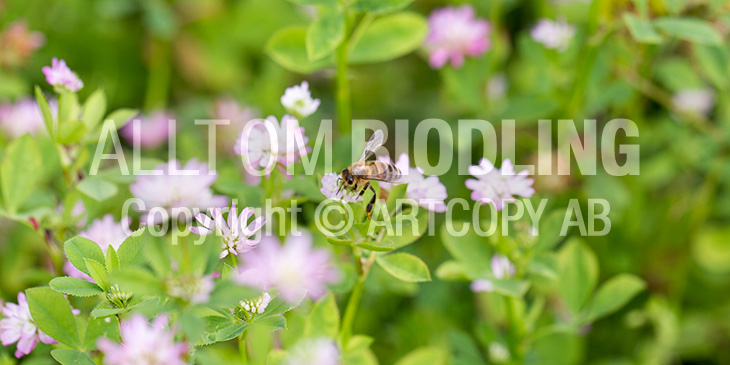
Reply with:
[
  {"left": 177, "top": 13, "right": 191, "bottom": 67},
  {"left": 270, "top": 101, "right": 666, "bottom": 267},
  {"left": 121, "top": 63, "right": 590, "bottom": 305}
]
[{"left": 341, "top": 168, "right": 354, "bottom": 186}]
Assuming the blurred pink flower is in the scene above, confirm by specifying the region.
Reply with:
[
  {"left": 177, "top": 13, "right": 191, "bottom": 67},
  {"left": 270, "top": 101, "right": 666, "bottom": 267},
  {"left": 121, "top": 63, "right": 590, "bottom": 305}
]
[
  {"left": 378, "top": 153, "right": 448, "bottom": 212},
  {"left": 465, "top": 158, "right": 534, "bottom": 210},
  {"left": 424, "top": 5, "right": 490, "bottom": 69},
  {"left": 189, "top": 201, "right": 266, "bottom": 259},
  {"left": 235, "top": 233, "right": 340, "bottom": 304},
  {"left": 0, "top": 21, "right": 45, "bottom": 67},
  {"left": 42, "top": 58, "right": 83, "bottom": 92},
  {"left": 120, "top": 111, "right": 175, "bottom": 149},
  {"left": 0, "top": 98, "right": 57, "bottom": 138},
  {"left": 64, "top": 215, "right": 131, "bottom": 281},
  {"left": 470, "top": 254, "right": 515, "bottom": 293},
  {"left": 286, "top": 338, "right": 340, "bottom": 365},
  {"left": 235, "top": 115, "right": 309, "bottom": 176},
  {"left": 531, "top": 18, "right": 575, "bottom": 51},
  {"left": 281, "top": 81, "right": 320, "bottom": 118},
  {"left": 672, "top": 88, "right": 715, "bottom": 115},
  {"left": 0, "top": 293, "right": 57, "bottom": 358},
  {"left": 320, "top": 173, "right": 363, "bottom": 203},
  {"left": 130, "top": 159, "right": 229, "bottom": 225},
  {"left": 97, "top": 314, "right": 187, "bottom": 365}
]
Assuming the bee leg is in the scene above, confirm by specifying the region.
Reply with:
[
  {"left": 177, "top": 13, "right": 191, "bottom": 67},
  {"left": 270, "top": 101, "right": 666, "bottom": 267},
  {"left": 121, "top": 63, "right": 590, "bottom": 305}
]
[
  {"left": 361, "top": 182, "right": 377, "bottom": 219},
  {"left": 336, "top": 178, "right": 343, "bottom": 194}
]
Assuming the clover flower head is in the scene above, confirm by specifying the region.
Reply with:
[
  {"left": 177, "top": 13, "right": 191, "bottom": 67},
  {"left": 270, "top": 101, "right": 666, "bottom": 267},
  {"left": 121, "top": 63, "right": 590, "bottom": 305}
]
[
  {"left": 531, "top": 18, "right": 575, "bottom": 51},
  {"left": 42, "top": 58, "right": 83, "bottom": 92},
  {"left": 281, "top": 81, "right": 320, "bottom": 118},
  {"left": 0, "top": 292, "right": 57, "bottom": 358},
  {"left": 97, "top": 314, "right": 187, "bottom": 365},
  {"left": 166, "top": 274, "right": 215, "bottom": 304},
  {"left": 320, "top": 173, "right": 363, "bottom": 203},
  {"left": 425, "top": 5, "right": 490, "bottom": 69},
  {"left": 240, "top": 292, "right": 272, "bottom": 314},
  {"left": 234, "top": 233, "right": 340, "bottom": 304},
  {"left": 235, "top": 115, "right": 309, "bottom": 175},
  {"left": 189, "top": 201, "right": 267, "bottom": 259},
  {"left": 470, "top": 254, "right": 515, "bottom": 293},
  {"left": 120, "top": 111, "right": 175, "bottom": 149},
  {"left": 130, "top": 159, "right": 229, "bottom": 225},
  {"left": 285, "top": 337, "right": 340, "bottom": 365},
  {"left": 672, "top": 88, "right": 715, "bottom": 116},
  {"left": 378, "top": 153, "right": 448, "bottom": 212},
  {"left": 465, "top": 158, "right": 535, "bottom": 211}
]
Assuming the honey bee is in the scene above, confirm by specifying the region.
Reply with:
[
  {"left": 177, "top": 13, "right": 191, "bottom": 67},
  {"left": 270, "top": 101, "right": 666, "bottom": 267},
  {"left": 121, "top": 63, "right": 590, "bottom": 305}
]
[{"left": 338, "top": 130, "right": 401, "bottom": 219}]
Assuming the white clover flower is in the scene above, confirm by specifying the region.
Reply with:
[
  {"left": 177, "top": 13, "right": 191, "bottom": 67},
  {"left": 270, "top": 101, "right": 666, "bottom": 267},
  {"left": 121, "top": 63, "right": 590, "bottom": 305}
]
[
  {"left": 378, "top": 153, "right": 448, "bottom": 212},
  {"left": 281, "top": 81, "right": 320, "bottom": 118},
  {"left": 465, "top": 158, "right": 534, "bottom": 211},
  {"left": 319, "top": 173, "right": 363, "bottom": 203},
  {"left": 239, "top": 292, "right": 272, "bottom": 314},
  {"left": 285, "top": 338, "right": 340, "bottom": 365},
  {"left": 531, "top": 18, "right": 575, "bottom": 51},
  {"left": 189, "top": 201, "right": 266, "bottom": 259}
]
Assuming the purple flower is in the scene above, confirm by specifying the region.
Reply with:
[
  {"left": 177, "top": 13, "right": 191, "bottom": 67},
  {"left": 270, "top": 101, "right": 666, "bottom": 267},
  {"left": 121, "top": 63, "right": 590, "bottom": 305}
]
[
  {"left": 213, "top": 98, "right": 259, "bottom": 157},
  {"left": 470, "top": 254, "right": 515, "bottom": 293},
  {"left": 235, "top": 115, "right": 309, "bottom": 175},
  {"left": 281, "top": 81, "right": 320, "bottom": 118},
  {"left": 130, "top": 159, "right": 229, "bottom": 225},
  {"left": 0, "top": 293, "right": 57, "bottom": 358},
  {"left": 466, "top": 158, "right": 534, "bottom": 211},
  {"left": 424, "top": 5, "right": 490, "bottom": 69},
  {"left": 531, "top": 18, "right": 575, "bottom": 52},
  {"left": 120, "top": 111, "right": 176, "bottom": 149},
  {"left": 64, "top": 215, "right": 132, "bottom": 281},
  {"left": 672, "top": 88, "right": 715, "bottom": 115},
  {"left": 320, "top": 173, "right": 363, "bottom": 203},
  {"left": 285, "top": 338, "right": 340, "bottom": 365},
  {"left": 189, "top": 201, "right": 267, "bottom": 259},
  {"left": 0, "top": 98, "right": 57, "bottom": 138},
  {"left": 97, "top": 315, "right": 187, "bottom": 365},
  {"left": 234, "top": 233, "right": 340, "bottom": 304},
  {"left": 378, "top": 153, "right": 448, "bottom": 212},
  {"left": 42, "top": 58, "right": 83, "bottom": 92}
]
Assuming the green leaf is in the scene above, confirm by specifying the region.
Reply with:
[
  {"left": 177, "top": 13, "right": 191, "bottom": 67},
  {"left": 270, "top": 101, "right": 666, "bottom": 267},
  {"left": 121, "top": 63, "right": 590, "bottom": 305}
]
[
  {"left": 534, "top": 210, "right": 568, "bottom": 252},
  {"left": 51, "top": 349, "right": 97, "bottom": 365},
  {"left": 350, "top": 12, "right": 427, "bottom": 64},
  {"left": 305, "top": 292, "right": 339, "bottom": 338},
  {"left": 557, "top": 238, "right": 599, "bottom": 315},
  {"left": 435, "top": 260, "right": 473, "bottom": 281},
  {"left": 389, "top": 209, "right": 428, "bottom": 249},
  {"left": 394, "top": 346, "right": 448, "bottom": 365},
  {"left": 352, "top": 0, "right": 414, "bottom": 14},
  {"left": 26, "top": 287, "right": 81, "bottom": 348},
  {"left": 582, "top": 274, "right": 646, "bottom": 323},
  {"left": 83, "top": 316, "right": 119, "bottom": 350},
  {"left": 440, "top": 221, "right": 492, "bottom": 273},
  {"left": 86, "top": 108, "right": 137, "bottom": 142},
  {"left": 82, "top": 88, "right": 107, "bottom": 131},
  {"left": 77, "top": 176, "right": 118, "bottom": 202},
  {"left": 105, "top": 246, "right": 120, "bottom": 272},
  {"left": 653, "top": 17, "right": 723, "bottom": 45},
  {"left": 1, "top": 135, "right": 42, "bottom": 214},
  {"left": 354, "top": 239, "right": 394, "bottom": 251},
  {"left": 117, "top": 228, "right": 147, "bottom": 267},
  {"left": 376, "top": 253, "right": 431, "bottom": 282},
  {"left": 255, "top": 315, "right": 287, "bottom": 330},
  {"left": 58, "top": 92, "right": 80, "bottom": 124},
  {"left": 216, "top": 323, "right": 249, "bottom": 342},
  {"left": 307, "top": 7, "right": 345, "bottom": 61},
  {"left": 64, "top": 236, "right": 106, "bottom": 277},
  {"left": 693, "top": 44, "right": 730, "bottom": 90},
  {"left": 35, "top": 86, "right": 56, "bottom": 139},
  {"left": 491, "top": 279, "right": 530, "bottom": 298},
  {"left": 385, "top": 183, "right": 408, "bottom": 214},
  {"left": 85, "top": 259, "right": 110, "bottom": 291},
  {"left": 50, "top": 277, "right": 103, "bottom": 297},
  {"left": 623, "top": 14, "right": 663, "bottom": 44},
  {"left": 91, "top": 306, "right": 125, "bottom": 318},
  {"left": 58, "top": 120, "right": 88, "bottom": 145},
  {"left": 267, "top": 26, "right": 335, "bottom": 74}
]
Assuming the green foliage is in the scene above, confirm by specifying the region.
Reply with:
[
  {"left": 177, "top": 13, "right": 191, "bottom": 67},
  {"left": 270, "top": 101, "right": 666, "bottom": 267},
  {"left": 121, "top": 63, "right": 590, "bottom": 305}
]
[
  {"left": 26, "top": 287, "right": 81, "bottom": 349},
  {"left": 376, "top": 252, "right": 431, "bottom": 282},
  {"left": 557, "top": 238, "right": 599, "bottom": 316},
  {"left": 349, "top": 12, "right": 427, "bottom": 64},
  {"left": 1, "top": 135, "right": 42, "bottom": 214},
  {"left": 50, "top": 277, "right": 103, "bottom": 297},
  {"left": 64, "top": 237, "right": 106, "bottom": 277}
]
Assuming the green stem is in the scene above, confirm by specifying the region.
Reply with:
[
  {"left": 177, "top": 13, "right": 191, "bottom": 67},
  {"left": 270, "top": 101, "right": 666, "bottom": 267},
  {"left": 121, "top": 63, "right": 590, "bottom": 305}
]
[
  {"left": 335, "top": 9, "right": 352, "bottom": 136},
  {"left": 238, "top": 329, "right": 249, "bottom": 364},
  {"left": 339, "top": 249, "right": 374, "bottom": 345},
  {"left": 503, "top": 296, "right": 524, "bottom": 362}
]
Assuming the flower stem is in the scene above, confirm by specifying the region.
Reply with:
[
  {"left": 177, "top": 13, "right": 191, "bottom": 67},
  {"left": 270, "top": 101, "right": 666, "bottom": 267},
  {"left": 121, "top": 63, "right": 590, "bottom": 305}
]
[
  {"left": 339, "top": 249, "right": 374, "bottom": 346},
  {"left": 238, "top": 329, "right": 249, "bottom": 364},
  {"left": 335, "top": 10, "right": 351, "bottom": 136}
]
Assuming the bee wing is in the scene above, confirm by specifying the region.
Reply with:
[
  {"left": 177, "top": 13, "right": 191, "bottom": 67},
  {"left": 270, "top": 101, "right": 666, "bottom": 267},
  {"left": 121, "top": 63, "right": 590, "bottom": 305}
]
[
  {"left": 351, "top": 164, "right": 370, "bottom": 176},
  {"left": 358, "top": 130, "right": 384, "bottom": 162}
]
